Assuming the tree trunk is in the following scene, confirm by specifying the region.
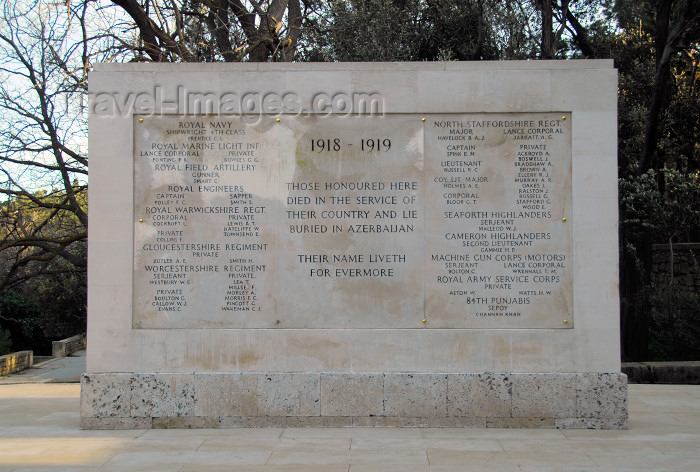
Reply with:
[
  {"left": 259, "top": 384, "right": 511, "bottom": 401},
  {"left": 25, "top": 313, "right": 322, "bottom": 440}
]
[
  {"left": 565, "top": 7, "right": 596, "bottom": 58},
  {"left": 638, "top": 0, "right": 694, "bottom": 174},
  {"left": 539, "top": 0, "right": 554, "bottom": 59},
  {"left": 475, "top": 0, "right": 485, "bottom": 59}
]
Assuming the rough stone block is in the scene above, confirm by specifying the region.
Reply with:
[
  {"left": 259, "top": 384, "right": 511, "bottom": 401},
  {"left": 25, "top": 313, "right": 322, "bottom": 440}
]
[
  {"left": 320, "top": 373, "right": 383, "bottom": 417},
  {"left": 353, "top": 416, "right": 486, "bottom": 427},
  {"left": 448, "top": 373, "right": 512, "bottom": 418},
  {"left": 257, "top": 373, "right": 320, "bottom": 416},
  {"left": 195, "top": 373, "right": 258, "bottom": 417},
  {"left": 352, "top": 416, "right": 430, "bottom": 427},
  {"left": 130, "top": 373, "right": 196, "bottom": 418},
  {"left": 512, "top": 373, "right": 576, "bottom": 419},
  {"left": 575, "top": 373, "right": 628, "bottom": 420},
  {"left": 227, "top": 416, "right": 352, "bottom": 427},
  {"left": 80, "top": 416, "right": 152, "bottom": 430},
  {"left": 487, "top": 417, "right": 555, "bottom": 428},
  {"left": 218, "top": 416, "right": 245, "bottom": 428},
  {"left": 383, "top": 373, "right": 448, "bottom": 417},
  {"left": 80, "top": 373, "right": 132, "bottom": 418},
  {"left": 432, "top": 416, "right": 488, "bottom": 427},
  {"left": 79, "top": 371, "right": 629, "bottom": 429},
  {"left": 555, "top": 417, "right": 629, "bottom": 430},
  {"left": 276, "top": 416, "right": 352, "bottom": 427},
  {"left": 152, "top": 416, "right": 220, "bottom": 429}
]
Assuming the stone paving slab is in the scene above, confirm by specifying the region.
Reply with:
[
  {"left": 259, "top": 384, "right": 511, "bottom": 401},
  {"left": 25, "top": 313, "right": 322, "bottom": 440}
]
[{"left": 0, "top": 384, "right": 699, "bottom": 471}]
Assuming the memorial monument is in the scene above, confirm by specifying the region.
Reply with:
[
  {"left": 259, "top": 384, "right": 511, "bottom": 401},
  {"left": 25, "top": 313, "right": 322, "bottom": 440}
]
[{"left": 82, "top": 61, "right": 627, "bottom": 429}]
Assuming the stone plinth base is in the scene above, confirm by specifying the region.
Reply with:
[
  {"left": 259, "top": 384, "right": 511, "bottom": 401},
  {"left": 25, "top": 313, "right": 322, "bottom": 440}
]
[{"left": 81, "top": 372, "right": 628, "bottom": 430}]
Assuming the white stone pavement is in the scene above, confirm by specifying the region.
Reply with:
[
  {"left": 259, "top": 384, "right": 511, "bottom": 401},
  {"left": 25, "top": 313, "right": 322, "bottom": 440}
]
[{"left": 0, "top": 382, "right": 698, "bottom": 471}]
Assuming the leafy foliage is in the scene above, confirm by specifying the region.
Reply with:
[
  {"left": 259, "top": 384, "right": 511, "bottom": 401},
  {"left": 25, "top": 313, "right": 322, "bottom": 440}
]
[
  {"left": 620, "top": 170, "right": 700, "bottom": 250},
  {"left": 0, "top": 268, "right": 85, "bottom": 355},
  {"left": 613, "top": 30, "right": 657, "bottom": 175},
  {"left": 619, "top": 170, "right": 700, "bottom": 359},
  {"left": 0, "top": 290, "right": 50, "bottom": 355},
  {"left": 31, "top": 269, "right": 87, "bottom": 341},
  {"left": 612, "top": 0, "right": 700, "bottom": 360},
  {"left": 304, "top": 0, "right": 587, "bottom": 62},
  {"left": 318, "top": 0, "right": 424, "bottom": 61}
]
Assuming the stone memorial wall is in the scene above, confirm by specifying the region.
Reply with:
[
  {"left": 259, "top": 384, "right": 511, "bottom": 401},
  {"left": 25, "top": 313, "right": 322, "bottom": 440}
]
[{"left": 83, "top": 62, "right": 627, "bottom": 429}]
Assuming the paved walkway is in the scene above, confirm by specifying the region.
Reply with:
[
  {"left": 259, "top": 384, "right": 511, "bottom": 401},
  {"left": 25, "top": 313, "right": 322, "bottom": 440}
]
[
  {"left": 0, "top": 383, "right": 698, "bottom": 471},
  {"left": 0, "top": 351, "right": 86, "bottom": 385}
]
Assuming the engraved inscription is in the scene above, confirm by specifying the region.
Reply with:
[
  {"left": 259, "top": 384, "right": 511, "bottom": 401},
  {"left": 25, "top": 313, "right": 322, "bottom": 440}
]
[
  {"left": 133, "top": 117, "right": 276, "bottom": 328},
  {"left": 133, "top": 113, "right": 572, "bottom": 329},
  {"left": 425, "top": 114, "right": 573, "bottom": 328}
]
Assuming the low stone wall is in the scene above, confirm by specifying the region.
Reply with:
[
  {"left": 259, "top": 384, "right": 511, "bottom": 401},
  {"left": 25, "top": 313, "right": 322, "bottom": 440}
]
[
  {"left": 81, "top": 372, "right": 628, "bottom": 430},
  {"left": 623, "top": 362, "right": 700, "bottom": 385},
  {"left": 52, "top": 334, "right": 86, "bottom": 358},
  {"left": 0, "top": 351, "right": 33, "bottom": 376},
  {"left": 652, "top": 243, "right": 700, "bottom": 293}
]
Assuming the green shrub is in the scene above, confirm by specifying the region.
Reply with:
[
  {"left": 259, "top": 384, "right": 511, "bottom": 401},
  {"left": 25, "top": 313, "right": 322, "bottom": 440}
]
[
  {"left": 620, "top": 169, "right": 700, "bottom": 360},
  {"left": 32, "top": 271, "right": 87, "bottom": 340},
  {"left": 0, "top": 290, "right": 51, "bottom": 355}
]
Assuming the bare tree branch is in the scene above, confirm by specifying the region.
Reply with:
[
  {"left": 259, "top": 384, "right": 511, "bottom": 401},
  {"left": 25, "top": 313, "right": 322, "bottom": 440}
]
[{"left": 0, "top": 1, "right": 116, "bottom": 287}]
